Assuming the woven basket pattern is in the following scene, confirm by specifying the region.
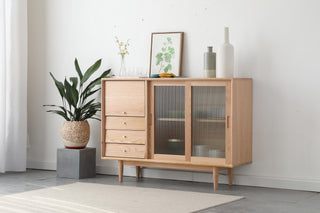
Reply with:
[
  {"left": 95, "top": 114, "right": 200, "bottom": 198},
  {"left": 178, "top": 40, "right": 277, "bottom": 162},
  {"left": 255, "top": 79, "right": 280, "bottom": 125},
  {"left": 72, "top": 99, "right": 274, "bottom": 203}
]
[{"left": 61, "top": 121, "right": 90, "bottom": 148}]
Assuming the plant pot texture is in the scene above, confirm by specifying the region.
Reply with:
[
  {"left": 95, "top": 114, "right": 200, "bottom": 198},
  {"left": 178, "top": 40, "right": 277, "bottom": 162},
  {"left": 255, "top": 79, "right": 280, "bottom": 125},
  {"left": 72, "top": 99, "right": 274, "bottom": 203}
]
[{"left": 61, "top": 121, "right": 90, "bottom": 149}]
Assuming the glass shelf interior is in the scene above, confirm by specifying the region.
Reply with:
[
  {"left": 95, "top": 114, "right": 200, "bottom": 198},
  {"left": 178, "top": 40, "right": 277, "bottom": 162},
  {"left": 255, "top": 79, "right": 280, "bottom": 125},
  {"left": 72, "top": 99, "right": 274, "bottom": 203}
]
[
  {"left": 192, "top": 86, "right": 226, "bottom": 158},
  {"left": 154, "top": 86, "right": 185, "bottom": 155}
]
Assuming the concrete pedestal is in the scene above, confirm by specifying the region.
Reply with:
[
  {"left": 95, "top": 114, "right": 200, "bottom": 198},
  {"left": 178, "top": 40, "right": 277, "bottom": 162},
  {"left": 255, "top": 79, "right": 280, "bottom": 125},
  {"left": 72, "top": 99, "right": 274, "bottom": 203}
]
[{"left": 57, "top": 147, "right": 96, "bottom": 179}]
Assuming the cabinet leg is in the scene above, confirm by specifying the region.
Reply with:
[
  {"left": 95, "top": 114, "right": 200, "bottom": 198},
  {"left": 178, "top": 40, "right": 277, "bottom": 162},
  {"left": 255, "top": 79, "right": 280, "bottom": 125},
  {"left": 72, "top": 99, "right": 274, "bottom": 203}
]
[
  {"left": 228, "top": 168, "right": 233, "bottom": 186},
  {"left": 118, "top": 160, "right": 123, "bottom": 183},
  {"left": 136, "top": 166, "right": 140, "bottom": 179},
  {"left": 213, "top": 167, "right": 219, "bottom": 191}
]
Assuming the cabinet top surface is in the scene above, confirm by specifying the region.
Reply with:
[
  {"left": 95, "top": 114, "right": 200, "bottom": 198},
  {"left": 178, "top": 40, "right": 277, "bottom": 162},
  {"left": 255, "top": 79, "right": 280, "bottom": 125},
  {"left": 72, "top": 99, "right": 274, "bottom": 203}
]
[{"left": 102, "top": 78, "right": 252, "bottom": 81}]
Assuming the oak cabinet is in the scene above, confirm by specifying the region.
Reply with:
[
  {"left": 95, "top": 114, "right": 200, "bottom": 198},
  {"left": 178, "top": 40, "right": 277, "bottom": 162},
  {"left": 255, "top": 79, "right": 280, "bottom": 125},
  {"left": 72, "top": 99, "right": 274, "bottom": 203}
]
[{"left": 101, "top": 78, "right": 252, "bottom": 190}]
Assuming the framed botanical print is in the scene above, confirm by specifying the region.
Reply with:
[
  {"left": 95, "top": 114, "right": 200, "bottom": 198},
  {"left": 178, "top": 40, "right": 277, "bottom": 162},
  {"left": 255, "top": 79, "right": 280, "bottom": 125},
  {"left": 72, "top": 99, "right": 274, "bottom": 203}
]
[{"left": 149, "top": 32, "right": 184, "bottom": 77}]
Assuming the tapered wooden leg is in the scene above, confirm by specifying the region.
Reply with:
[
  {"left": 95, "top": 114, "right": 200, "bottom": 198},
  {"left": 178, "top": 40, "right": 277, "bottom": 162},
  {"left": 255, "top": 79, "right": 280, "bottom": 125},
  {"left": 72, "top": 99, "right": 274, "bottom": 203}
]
[
  {"left": 136, "top": 166, "right": 140, "bottom": 179},
  {"left": 228, "top": 168, "right": 233, "bottom": 186},
  {"left": 118, "top": 160, "right": 123, "bottom": 183},
  {"left": 213, "top": 167, "right": 219, "bottom": 191}
]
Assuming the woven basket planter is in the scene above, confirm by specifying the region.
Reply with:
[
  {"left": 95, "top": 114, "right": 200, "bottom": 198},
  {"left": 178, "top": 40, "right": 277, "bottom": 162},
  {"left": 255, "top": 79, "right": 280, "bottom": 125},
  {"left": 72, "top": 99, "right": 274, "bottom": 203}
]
[{"left": 61, "top": 121, "right": 90, "bottom": 149}]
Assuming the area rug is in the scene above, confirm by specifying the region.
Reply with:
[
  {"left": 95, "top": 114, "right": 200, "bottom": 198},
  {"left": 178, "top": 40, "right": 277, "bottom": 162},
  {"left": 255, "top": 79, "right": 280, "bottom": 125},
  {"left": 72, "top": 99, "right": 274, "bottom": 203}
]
[{"left": 0, "top": 182, "right": 242, "bottom": 213}]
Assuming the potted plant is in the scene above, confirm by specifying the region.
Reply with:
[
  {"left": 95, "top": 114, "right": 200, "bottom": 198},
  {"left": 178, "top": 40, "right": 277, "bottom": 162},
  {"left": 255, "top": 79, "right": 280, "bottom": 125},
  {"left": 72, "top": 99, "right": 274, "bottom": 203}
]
[{"left": 44, "top": 58, "right": 112, "bottom": 149}]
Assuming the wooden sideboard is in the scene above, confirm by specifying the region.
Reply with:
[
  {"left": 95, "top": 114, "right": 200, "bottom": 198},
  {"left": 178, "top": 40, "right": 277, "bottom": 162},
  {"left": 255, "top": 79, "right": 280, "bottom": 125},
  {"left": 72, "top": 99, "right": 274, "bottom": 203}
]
[{"left": 101, "top": 78, "right": 252, "bottom": 190}]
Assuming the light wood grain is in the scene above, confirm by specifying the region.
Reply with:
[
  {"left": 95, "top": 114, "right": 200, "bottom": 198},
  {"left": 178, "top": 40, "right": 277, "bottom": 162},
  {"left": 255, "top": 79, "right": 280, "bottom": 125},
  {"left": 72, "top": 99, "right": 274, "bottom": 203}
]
[
  {"left": 102, "top": 78, "right": 251, "bottom": 81},
  {"left": 228, "top": 168, "right": 233, "bottom": 186},
  {"left": 105, "top": 81, "right": 145, "bottom": 97},
  {"left": 106, "top": 144, "right": 145, "bottom": 158},
  {"left": 118, "top": 160, "right": 123, "bottom": 182},
  {"left": 144, "top": 81, "right": 149, "bottom": 159},
  {"left": 191, "top": 156, "right": 226, "bottom": 165},
  {"left": 185, "top": 82, "right": 192, "bottom": 161},
  {"left": 124, "top": 161, "right": 214, "bottom": 172},
  {"left": 105, "top": 81, "right": 145, "bottom": 116},
  {"left": 153, "top": 154, "right": 185, "bottom": 162},
  {"left": 136, "top": 166, "right": 140, "bottom": 179},
  {"left": 231, "top": 79, "right": 253, "bottom": 166},
  {"left": 213, "top": 167, "right": 219, "bottom": 191},
  {"left": 102, "top": 156, "right": 233, "bottom": 167},
  {"left": 150, "top": 83, "right": 155, "bottom": 159},
  {"left": 101, "top": 80, "right": 106, "bottom": 158},
  {"left": 105, "top": 97, "right": 145, "bottom": 116},
  {"left": 106, "top": 117, "right": 145, "bottom": 130},
  {"left": 102, "top": 78, "right": 253, "bottom": 191},
  {"left": 105, "top": 130, "right": 146, "bottom": 144},
  {"left": 225, "top": 81, "right": 232, "bottom": 165}
]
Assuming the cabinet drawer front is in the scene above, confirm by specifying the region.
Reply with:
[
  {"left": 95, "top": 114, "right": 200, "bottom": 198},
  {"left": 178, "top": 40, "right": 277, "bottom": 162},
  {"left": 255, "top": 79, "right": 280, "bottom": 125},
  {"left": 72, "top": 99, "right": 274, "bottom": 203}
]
[
  {"left": 105, "top": 144, "right": 145, "bottom": 158},
  {"left": 105, "top": 97, "right": 144, "bottom": 116},
  {"left": 105, "top": 81, "right": 145, "bottom": 116},
  {"left": 106, "top": 117, "right": 145, "bottom": 130},
  {"left": 105, "top": 130, "right": 146, "bottom": 144},
  {"left": 105, "top": 81, "right": 144, "bottom": 97}
]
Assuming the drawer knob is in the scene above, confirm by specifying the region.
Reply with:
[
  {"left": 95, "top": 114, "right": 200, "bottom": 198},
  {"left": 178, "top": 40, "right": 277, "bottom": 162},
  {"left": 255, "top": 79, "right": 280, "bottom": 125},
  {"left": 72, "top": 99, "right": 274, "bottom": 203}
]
[
  {"left": 122, "top": 111, "right": 127, "bottom": 114},
  {"left": 123, "top": 122, "right": 127, "bottom": 125},
  {"left": 123, "top": 149, "right": 127, "bottom": 152},
  {"left": 122, "top": 135, "right": 127, "bottom": 139}
]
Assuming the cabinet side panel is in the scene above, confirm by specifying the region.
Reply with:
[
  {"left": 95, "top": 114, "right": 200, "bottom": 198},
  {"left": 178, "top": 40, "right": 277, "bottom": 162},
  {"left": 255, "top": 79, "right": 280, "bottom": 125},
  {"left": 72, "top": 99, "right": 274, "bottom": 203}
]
[
  {"left": 101, "top": 80, "right": 107, "bottom": 158},
  {"left": 232, "top": 79, "right": 252, "bottom": 166}
]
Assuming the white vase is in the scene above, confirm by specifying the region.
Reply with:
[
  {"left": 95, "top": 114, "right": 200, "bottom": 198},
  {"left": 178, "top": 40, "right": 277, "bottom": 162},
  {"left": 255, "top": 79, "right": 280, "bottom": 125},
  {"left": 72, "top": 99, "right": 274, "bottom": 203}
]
[
  {"left": 217, "top": 27, "right": 234, "bottom": 78},
  {"left": 119, "top": 55, "right": 127, "bottom": 77}
]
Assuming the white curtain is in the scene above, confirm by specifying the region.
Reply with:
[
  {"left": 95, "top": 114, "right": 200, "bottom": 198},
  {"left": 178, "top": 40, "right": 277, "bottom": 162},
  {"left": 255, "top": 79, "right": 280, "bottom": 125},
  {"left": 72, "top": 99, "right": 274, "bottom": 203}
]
[{"left": 0, "top": 0, "right": 27, "bottom": 173}]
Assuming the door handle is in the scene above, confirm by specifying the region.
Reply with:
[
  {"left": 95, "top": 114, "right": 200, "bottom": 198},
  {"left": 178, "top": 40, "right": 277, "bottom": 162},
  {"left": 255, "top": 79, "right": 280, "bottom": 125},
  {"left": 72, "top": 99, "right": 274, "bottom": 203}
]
[{"left": 227, "top": 116, "right": 230, "bottom": 128}]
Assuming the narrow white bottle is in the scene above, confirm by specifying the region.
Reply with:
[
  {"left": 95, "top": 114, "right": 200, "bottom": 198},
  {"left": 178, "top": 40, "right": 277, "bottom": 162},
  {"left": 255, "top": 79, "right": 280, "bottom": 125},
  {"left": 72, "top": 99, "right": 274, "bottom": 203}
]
[{"left": 217, "top": 27, "right": 234, "bottom": 78}]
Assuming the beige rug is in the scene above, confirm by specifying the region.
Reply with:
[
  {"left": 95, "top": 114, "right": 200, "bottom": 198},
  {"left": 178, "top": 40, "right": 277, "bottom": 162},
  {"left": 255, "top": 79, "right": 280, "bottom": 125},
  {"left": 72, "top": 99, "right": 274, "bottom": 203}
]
[{"left": 0, "top": 182, "right": 242, "bottom": 213}]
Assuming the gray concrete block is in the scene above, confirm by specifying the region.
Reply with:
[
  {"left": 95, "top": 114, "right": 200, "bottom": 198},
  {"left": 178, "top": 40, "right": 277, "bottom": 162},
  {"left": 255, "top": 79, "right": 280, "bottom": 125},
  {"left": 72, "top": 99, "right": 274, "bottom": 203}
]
[{"left": 57, "top": 148, "right": 96, "bottom": 179}]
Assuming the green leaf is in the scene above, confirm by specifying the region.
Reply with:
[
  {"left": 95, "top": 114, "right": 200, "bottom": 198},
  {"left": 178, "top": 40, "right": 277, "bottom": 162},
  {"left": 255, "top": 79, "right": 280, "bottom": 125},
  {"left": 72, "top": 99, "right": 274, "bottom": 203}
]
[
  {"left": 46, "top": 110, "right": 70, "bottom": 121},
  {"left": 155, "top": 53, "right": 163, "bottom": 65},
  {"left": 49, "top": 73, "right": 65, "bottom": 100},
  {"left": 82, "top": 109, "right": 98, "bottom": 120},
  {"left": 168, "top": 47, "right": 175, "bottom": 55},
  {"left": 164, "top": 64, "right": 172, "bottom": 72},
  {"left": 64, "top": 78, "right": 78, "bottom": 108},
  {"left": 81, "top": 99, "right": 96, "bottom": 112},
  {"left": 81, "top": 59, "right": 102, "bottom": 85},
  {"left": 81, "top": 69, "right": 111, "bottom": 102},
  {"left": 74, "top": 58, "right": 83, "bottom": 80},
  {"left": 167, "top": 37, "right": 172, "bottom": 42},
  {"left": 161, "top": 47, "right": 166, "bottom": 52},
  {"left": 70, "top": 77, "right": 78, "bottom": 89},
  {"left": 74, "top": 108, "right": 81, "bottom": 121},
  {"left": 82, "top": 89, "right": 100, "bottom": 102},
  {"left": 164, "top": 53, "right": 172, "bottom": 63}
]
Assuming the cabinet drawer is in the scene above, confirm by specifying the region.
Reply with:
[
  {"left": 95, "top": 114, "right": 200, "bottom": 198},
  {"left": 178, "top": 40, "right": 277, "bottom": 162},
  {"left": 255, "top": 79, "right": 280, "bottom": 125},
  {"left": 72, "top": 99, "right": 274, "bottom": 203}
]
[
  {"left": 106, "top": 117, "right": 145, "bottom": 130},
  {"left": 105, "top": 144, "right": 145, "bottom": 158},
  {"left": 105, "top": 130, "right": 146, "bottom": 144},
  {"left": 105, "top": 81, "right": 145, "bottom": 116}
]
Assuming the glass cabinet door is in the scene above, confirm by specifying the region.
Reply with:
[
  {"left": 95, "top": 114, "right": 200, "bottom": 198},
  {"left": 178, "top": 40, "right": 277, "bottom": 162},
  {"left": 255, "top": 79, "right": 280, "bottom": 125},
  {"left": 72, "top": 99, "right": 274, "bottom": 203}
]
[
  {"left": 192, "top": 86, "right": 226, "bottom": 158},
  {"left": 154, "top": 86, "right": 185, "bottom": 155}
]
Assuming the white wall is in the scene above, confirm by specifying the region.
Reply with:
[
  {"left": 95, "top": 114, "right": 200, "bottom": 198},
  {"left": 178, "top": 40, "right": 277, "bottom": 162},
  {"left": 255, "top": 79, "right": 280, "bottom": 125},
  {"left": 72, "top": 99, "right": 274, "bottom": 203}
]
[{"left": 27, "top": 0, "right": 320, "bottom": 191}]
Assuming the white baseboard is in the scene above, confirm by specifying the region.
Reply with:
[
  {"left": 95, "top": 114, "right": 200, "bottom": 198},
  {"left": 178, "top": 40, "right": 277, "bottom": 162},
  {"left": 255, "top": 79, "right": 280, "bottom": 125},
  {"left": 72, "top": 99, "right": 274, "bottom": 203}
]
[
  {"left": 27, "top": 161, "right": 56, "bottom": 171},
  {"left": 27, "top": 161, "right": 320, "bottom": 192}
]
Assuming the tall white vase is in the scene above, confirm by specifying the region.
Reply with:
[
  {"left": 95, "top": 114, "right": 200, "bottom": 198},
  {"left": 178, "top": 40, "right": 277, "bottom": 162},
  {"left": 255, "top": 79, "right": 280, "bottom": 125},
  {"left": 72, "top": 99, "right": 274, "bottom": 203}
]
[{"left": 217, "top": 27, "right": 234, "bottom": 78}]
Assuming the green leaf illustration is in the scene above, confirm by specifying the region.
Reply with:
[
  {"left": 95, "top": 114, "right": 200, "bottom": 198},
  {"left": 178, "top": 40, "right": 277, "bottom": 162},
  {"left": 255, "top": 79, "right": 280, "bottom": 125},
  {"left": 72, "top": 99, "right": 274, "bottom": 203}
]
[
  {"left": 168, "top": 47, "right": 175, "bottom": 55},
  {"left": 164, "top": 64, "right": 172, "bottom": 73},
  {"left": 164, "top": 53, "right": 172, "bottom": 63},
  {"left": 167, "top": 37, "right": 172, "bottom": 44},
  {"left": 156, "top": 53, "right": 163, "bottom": 65},
  {"left": 161, "top": 47, "right": 166, "bottom": 52}
]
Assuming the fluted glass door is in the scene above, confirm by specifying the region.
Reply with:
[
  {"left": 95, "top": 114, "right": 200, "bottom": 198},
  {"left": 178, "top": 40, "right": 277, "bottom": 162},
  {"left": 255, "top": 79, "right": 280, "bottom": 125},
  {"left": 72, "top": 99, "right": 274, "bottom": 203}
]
[
  {"left": 192, "top": 86, "right": 226, "bottom": 158},
  {"left": 154, "top": 86, "right": 185, "bottom": 155}
]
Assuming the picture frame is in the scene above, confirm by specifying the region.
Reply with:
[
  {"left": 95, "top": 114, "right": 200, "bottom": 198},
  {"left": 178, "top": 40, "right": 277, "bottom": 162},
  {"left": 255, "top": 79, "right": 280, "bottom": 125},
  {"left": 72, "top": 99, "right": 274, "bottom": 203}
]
[{"left": 149, "top": 32, "right": 184, "bottom": 77}]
